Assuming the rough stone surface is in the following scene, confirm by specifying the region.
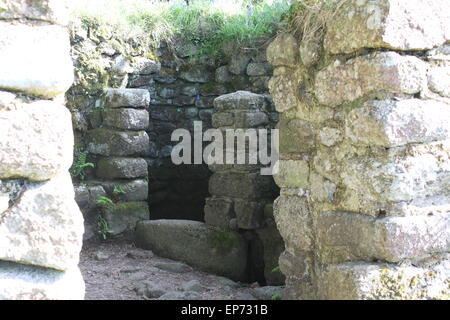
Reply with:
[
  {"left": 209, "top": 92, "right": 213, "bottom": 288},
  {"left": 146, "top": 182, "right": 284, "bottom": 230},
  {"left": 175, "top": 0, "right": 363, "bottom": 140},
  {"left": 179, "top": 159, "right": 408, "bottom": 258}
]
[
  {"left": 234, "top": 199, "right": 265, "bottom": 229},
  {"left": 314, "top": 52, "right": 427, "bottom": 106},
  {"left": 0, "top": 261, "right": 84, "bottom": 300},
  {"left": 274, "top": 160, "right": 309, "bottom": 189},
  {"left": 86, "top": 129, "right": 149, "bottom": 156},
  {"left": 0, "top": 22, "right": 73, "bottom": 98},
  {"left": 325, "top": 0, "right": 450, "bottom": 54},
  {"left": 0, "top": 173, "right": 84, "bottom": 271},
  {"left": 345, "top": 99, "right": 450, "bottom": 147},
  {"left": 204, "top": 197, "right": 235, "bottom": 230},
  {"left": 102, "top": 88, "right": 150, "bottom": 108},
  {"left": 214, "top": 91, "right": 267, "bottom": 111},
  {"left": 428, "top": 67, "right": 450, "bottom": 97},
  {"left": 135, "top": 220, "right": 248, "bottom": 281},
  {"left": 0, "top": 101, "right": 73, "bottom": 181},
  {"left": 266, "top": 33, "right": 298, "bottom": 67},
  {"left": 96, "top": 157, "right": 148, "bottom": 179},
  {"left": 102, "top": 202, "right": 149, "bottom": 236},
  {"left": 0, "top": 0, "right": 70, "bottom": 25},
  {"left": 102, "top": 108, "right": 149, "bottom": 131}
]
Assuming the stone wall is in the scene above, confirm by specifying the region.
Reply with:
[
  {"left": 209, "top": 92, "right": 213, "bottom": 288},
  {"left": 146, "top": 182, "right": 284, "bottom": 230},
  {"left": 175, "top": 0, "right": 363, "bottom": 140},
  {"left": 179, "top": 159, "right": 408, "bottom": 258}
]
[
  {"left": 67, "top": 20, "right": 274, "bottom": 236},
  {"left": 267, "top": 0, "right": 450, "bottom": 299},
  {"left": 0, "top": 0, "right": 84, "bottom": 299}
]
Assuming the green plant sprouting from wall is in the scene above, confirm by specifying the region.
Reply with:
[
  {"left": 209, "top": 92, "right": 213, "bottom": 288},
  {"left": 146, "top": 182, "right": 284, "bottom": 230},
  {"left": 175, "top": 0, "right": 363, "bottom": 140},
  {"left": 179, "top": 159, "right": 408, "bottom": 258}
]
[
  {"left": 70, "top": 149, "right": 94, "bottom": 180},
  {"left": 96, "top": 195, "right": 115, "bottom": 208},
  {"left": 95, "top": 215, "right": 114, "bottom": 240}
]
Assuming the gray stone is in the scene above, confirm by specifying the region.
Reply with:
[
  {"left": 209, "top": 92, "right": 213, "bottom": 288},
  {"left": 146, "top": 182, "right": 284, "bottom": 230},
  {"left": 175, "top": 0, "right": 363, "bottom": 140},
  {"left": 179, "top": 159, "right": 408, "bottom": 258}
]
[
  {"left": 93, "top": 250, "right": 110, "bottom": 261},
  {"left": 96, "top": 157, "right": 148, "bottom": 179},
  {"left": 314, "top": 52, "right": 427, "bottom": 106},
  {"left": 247, "top": 63, "right": 271, "bottom": 76},
  {"left": 180, "top": 65, "right": 214, "bottom": 83},
  {"left": 102, "top": 88, "right": 150, "bottom": 108},
  {"left": 181, "top": 85, "right": 199, "bottom": 96},
  {"left": 182, "top": 280, "right": 205, "bottom": 292},
  {"left": 204, "top": 197, "right": 235, "bottom": 230},
  {"left": 158, "top": 291, "right": 201, "bottom": 300},
  {"left": 0, "top": 101, "right": 73, "bottom": 181},
  {"left": 235, "top": 111, "right": 269, "bottom": 128},
  {"left": 316, "top": 211, "right": 450, "bottom": 264},
  {"left": 0, "top": 23, "right": 73, "bottom": 98},
  {"left": 184, "top": 107, "right": 198, "bottom": 119},
  {"left": 95, "top": 179, "right": 148, "bottom": 202},
  {"left": 199, "top": 109, "right": 213, "bottom": 122},
  {"left": 317, "top": 259, "right": 450, "bottom": 300},
  {"left": 273, "top": 160, "right": 309, "bottom": 189},
  {"left": 345, "top": 99, "right": 450, "bottom": 147},
  {"left": 268, "top": 73, "right": 299, "bottom": 112},
  {"left": 158, "top": 87, "right": 176, "bottom": 99},
  {"left": 212, "top": 112, "right": 234, "bottom": 127},
  {"left": 0, "top": 173, "right": 84, "bottom": 271},
  {"left": 86, "top": 129, "right": 149, "bottom": 156},
  {"left": 209, "top": 172, "right": 277, "bottom": 200},
  {"left": 229, "top": 54, "right": 252, "bottom": 75},
  {"left": 234, "top": 199, "right": 265, "bottom": 229},
  {"left": 0, "top": 261, "right": 84, "bottom": 300},
  {"left": 428, "top": 67, "right": 450, "bottom": 97},
  {"left": 215, "top": 66, "right": 232, "bottom": 83},
  {"left": 195, "top": 96, "right": 216, "bottom": 109},
  {"left": 102, "top": 108, "right": 149, "bottom": 130},
  {"left": 135, "top": 220, "right": 248, "bottom": 281},
  {"left": 131, "top": 57, "right": 161, "bottom": 74},
  {"left": 155, "top": 262, "right": 193, "bottom": 273},
  {"left": 135, "top": 281, "right": 166, "bottom": 298},
  {"left": 102, "top": 201, "right": 149, "bottom": 236},
  {"left": 214, "top": 91, "right": 267, "bottom": 111},
  {"left": 319, "top": 127, "right": 342, "bottom": 147},
  {"left": 325, "top": 0, "right": 450, "bottom": 54}
]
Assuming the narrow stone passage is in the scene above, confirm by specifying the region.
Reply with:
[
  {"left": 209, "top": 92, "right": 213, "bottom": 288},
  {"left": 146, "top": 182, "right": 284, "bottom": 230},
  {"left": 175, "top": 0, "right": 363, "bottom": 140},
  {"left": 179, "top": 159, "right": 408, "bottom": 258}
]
[{"left": 80, "top": 240, "right": 283, "bottom": 300}]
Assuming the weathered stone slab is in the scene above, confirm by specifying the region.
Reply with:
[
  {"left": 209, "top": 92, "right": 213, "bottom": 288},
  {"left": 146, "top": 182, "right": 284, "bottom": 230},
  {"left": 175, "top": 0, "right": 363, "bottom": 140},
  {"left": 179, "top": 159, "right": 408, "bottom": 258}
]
[
  {"left": 86, "top": 129, "right": 149, "bottom": 156},
  {"left": 0, "top": 261, "right": 84, "bottom": 300},
  {"left": 268, "top": 73, "right": 300, "bottom": 112},
  {"left": 0, "top": 101, "right": 73, "bottom": 181},
  {"left": 131, "top": 57, "right": 161, "bottom": 74},
  {"left": 88, "top": 179, "right": 148, "bottom": 202},
  {"left": 204, "top": 197, "right": 235, "bottom": 230},
  {"left": 317, "top": 259, "right": 450, "bottom": 300},
  {"left": 0, "top": 23, "right": 73, "bottom": 98},
  {"left": 103, "top": 201, "right": 149, "bottom": 236},
  {"left": 102, "top": 88, "right": 150, "bottom": 108},
  {"left": 325, "top": 0, "right": 450, "bottom": 54},
  {"left": 179, "top": 65, "right": 214, "bottom": 83},
  {"left": 428, "top": 67, "right": 450, "bottom": 97},
  {"left": 234, "top": 199, "right": 265, "bottom": 230},
  {"left": 273, "top": 195, "right": 312, "bottom": 253},
  {"left": 346, "top": 99, "right": 450, "bottom": 147},
  {"left": 96, "top": 157, "right": 148, "bottom": 179},
  {"left": 247, "top": 63, "right": 272, "bottom": 77},
  {"left": 316, "top": 211, "right": 450, "bottom": 264},
  {"left": 214, "top": 91, "right": 267, "bottom": 112},
  {"left": 0, "top": 173, "right": 84, "bottom": 271},
  {"left": 0, "top": 0, "right": 70, "bottom": 25},
  {"left": 209, "top": 172, "right": 277, "bottom": 200},
  {"left": 135, "top": 220, "right": 248, "bottom": 281},
  {"left": 314, "top": 52, "right": 427, "bottom": 106},
  {"left": 102, "top": 108, "right": 149, "bottom": 130}
]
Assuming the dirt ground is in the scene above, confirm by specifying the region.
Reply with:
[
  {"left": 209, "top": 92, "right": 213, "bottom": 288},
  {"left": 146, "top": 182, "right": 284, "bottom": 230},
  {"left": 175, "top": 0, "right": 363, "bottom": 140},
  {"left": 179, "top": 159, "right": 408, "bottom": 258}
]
[{"left": 80, "top": 239, "right": 281, "bottom": 300}]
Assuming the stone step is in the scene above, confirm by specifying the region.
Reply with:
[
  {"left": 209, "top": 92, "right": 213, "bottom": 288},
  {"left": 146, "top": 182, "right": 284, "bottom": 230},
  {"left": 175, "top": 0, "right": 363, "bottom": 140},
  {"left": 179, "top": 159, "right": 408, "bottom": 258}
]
[
  {"left": 135, "top": 219, "right": 248, "bottom": 281},
  {"left": 96, "top": 157, "right": 148, "bottom": 179},
  {"left": 102, "top": 88, "right": 150, "bottom": 108},
  {"left": 102, "top": 108, "right": 149, "bottom": 131}
]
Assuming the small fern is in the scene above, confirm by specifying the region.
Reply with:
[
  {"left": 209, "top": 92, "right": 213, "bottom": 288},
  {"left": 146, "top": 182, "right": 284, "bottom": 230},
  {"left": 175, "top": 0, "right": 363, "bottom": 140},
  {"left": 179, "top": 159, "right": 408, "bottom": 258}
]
[
  {"left": 96, "top": 195, "right": 115, "bottom": 208},
  {"left": 113, "top": 186, "right": 126, "bottom": 195},
  {"left": 95, "top": 216, "right": 114, "bottom": 240},
  {"left": 70, "top": 149, "right": 94, "bottom": 180}
]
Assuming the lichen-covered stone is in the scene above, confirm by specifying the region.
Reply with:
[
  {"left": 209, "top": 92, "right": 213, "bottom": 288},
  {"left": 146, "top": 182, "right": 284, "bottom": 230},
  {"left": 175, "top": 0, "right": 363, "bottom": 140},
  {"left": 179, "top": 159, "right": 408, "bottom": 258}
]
[
  {"left": 314, "top": 52, "right": 427, "bottom": 106},
  {"left": 0, "top": 22, "right": 73, "bottom": 98},
  {"left": 204, "top": 197, "right": 235, "bottom": 230},
  {"left": 316, "top": 211, "right": 450, "bottom": 264},
  {"left": 246, "top": 63, "right": 271, "bottom": 76},
  {"left": 102, "top": 88, "right": 150, "bottom": 108},
  {"left": 428, "top": 67, "right": 450, "bottom": 97},
  {"left": 180, "top": 65, "right": 214, "bottom": 83},
  {"left": 229, "top": 54, "right": 252, "bottom": 75},
  {"left": 102, "top": 108, "right": 149, "bottom": 131},
  {"left": 266, "top": 33, "right": 298, "bottom": 67},
  {"left": 278, "top": 118, "right": 315, "bottom": 154},
  {"left": 273, "top": 196, "right": 312, "bottom": 253},
  {"left": 325, "top": 0, "right": 450, "bottom": 54},
  {"left": 0, "top": 101, "right": 73, "bottom": 181},
  {"left": 86, "top": 129, "right": 149, "bottom": 156},
  {"left": 273, "top": 160, "right": 309, "bottom": 188},
  {"left": 96, "top": 157, "right": 148, "bottom": 179},
  {"left": 268, "top": 73, "right": 299, "bottom": 112},
  {"left": 345, "top": 99, "right": 450, "bottom": 147},
  {"left": 0, "top": 173, "right": 84, "bottom": 271},
  {"left": 0, "top": 261, "right": 84, "bottom": 300},
  {"left": 317, "top": 259, "right": 450, "bottom": 300},
  {"left": 131, "top": 57, "right": 161, "bottom": 74},
  {"left": 135, "top": 220, "right": 248, "bottom": 281}
]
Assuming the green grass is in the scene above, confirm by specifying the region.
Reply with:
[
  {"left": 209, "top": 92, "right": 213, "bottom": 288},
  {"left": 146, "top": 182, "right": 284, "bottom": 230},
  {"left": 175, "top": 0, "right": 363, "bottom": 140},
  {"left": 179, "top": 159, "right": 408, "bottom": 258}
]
[{"left": 70, "top": 0, "right": 292, "bottom": 57}]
